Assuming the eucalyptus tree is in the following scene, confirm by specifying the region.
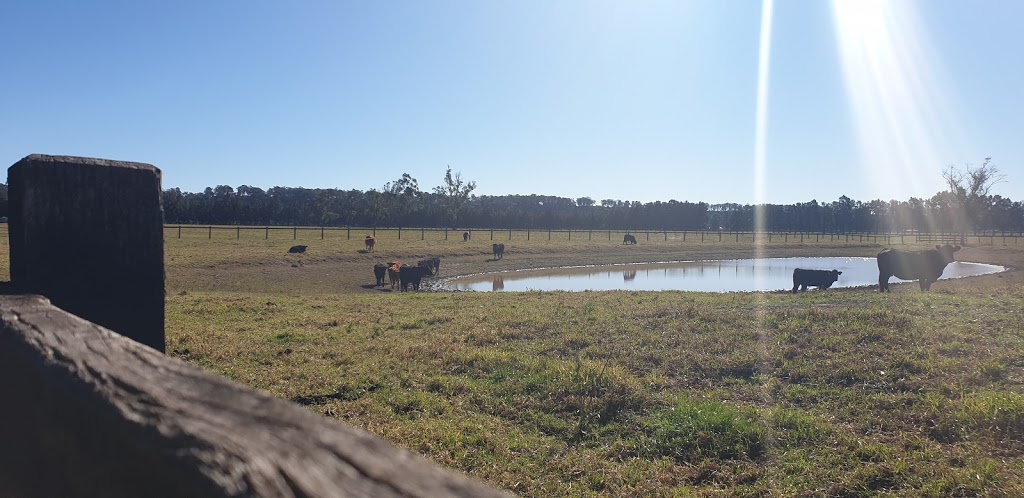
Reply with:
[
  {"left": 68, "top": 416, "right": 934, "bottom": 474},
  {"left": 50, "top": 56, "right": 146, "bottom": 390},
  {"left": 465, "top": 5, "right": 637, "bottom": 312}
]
[{"left": 433, "top": 166, "right": 476, "bottom": 229}]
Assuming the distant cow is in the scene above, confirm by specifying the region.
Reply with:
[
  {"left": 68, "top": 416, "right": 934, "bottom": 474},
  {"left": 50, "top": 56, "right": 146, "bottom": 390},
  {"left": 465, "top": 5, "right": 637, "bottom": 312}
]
[
  {"left": 400, "top": 263, "right": 433, "bottom": 292},
  {"left": 623, "top": 234, "right": 637, "bottom": 245},
  {"left": 373, "top": 263, "right": 387, "bottom": 286},
  {"left": 387, "top": 261, "right": 402, "bottom": 289},
  {"left": 792, "top": 268, "right": 842, "bottom": 293},
  {"left": 877, "top": 244, "right": 961, "bottom": 291},
  {"left": 418, "top": 256, "right": 441, "bottom": 275},
  {"left": 492, "top": 243, "right": 505, "bottom": 260},
  {"left": 288, "top": 245, "right": 307, "bottom": 254},
  {"left": 463, "top": 231, "right": 470, "bottom": 242},
  {"left": 364, "top": 236, "right": 376, "bottom": 252}
]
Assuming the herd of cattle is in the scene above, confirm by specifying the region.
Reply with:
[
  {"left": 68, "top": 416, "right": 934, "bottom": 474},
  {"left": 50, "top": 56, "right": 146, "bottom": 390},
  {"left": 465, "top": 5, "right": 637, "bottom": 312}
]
[
  {"left": 373, "top": 257, "right": 440, "bottom": 291},
  {"left": 361, "top": 235, "right": 964, "bottom": 293},
  {"left": 793, "top": 244, "right": 962, "bottom": 293}
]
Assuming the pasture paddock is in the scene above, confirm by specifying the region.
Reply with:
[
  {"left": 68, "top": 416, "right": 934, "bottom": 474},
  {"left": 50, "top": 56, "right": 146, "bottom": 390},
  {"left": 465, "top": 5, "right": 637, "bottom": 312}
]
[
  {"left": 4, "top": 223, "right": 1019, "bottom": 495},
  {"left": 156, "top": 230, "right": 1024, "bottom": 496}
]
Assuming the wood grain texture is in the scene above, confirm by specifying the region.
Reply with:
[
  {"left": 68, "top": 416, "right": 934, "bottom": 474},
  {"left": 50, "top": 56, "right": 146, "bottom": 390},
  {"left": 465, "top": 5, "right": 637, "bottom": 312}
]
[
  {"left": 0, "top": 295, "right": 513, "bottom": 498},
  {"left": 8, "top": 154, "right": 165, "bottom": 351}
]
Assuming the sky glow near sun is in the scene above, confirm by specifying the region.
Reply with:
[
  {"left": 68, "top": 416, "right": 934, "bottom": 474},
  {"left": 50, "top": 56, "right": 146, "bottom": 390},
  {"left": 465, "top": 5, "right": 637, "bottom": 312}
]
[{"left": 830, "top": 0, "right": 968, "bottom": 201}]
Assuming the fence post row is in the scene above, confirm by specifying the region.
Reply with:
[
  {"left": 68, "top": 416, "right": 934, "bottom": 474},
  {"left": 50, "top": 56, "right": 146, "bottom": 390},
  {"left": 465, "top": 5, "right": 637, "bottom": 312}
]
[{"left": 158, "top": 225, "right": 1020, "bottom": 246}]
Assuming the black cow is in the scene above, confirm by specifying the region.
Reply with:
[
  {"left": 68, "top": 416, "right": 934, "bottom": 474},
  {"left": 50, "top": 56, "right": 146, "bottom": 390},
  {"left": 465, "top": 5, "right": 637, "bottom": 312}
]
[
  {"left": 418, "top": 256, "right": 441, "bottom": 275},
  {"left": 373, "top": 263, "right": 387, "bottom": 286},
  {"left": 623, "top": 234, "right": 637, "bottom": 245},
  {"left": 877, "top": 244, "right": 961, "bottom": 291},
  {"left": 288, "top": 245, "right": 307, "bottom": 254},
  {"left": 492, "top": 243, "right": 505, "bottom": 260},
  {"left": 399, "top": 264, "right": 433, "bottom": 291},
  {"left": 792, "top": 268, "right": 842, "bottom": 293},
  {"left": 463, "top": 231, "right": 470, "bottom": 242}
]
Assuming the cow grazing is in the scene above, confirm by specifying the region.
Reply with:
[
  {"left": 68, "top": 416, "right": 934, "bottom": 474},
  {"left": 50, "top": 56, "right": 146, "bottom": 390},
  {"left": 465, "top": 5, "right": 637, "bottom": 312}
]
[
  {"left": 877, "top": 244, "right": 961, "bottom": 291},
  {"left": 400, "top": 263, "right": 433, "bottom": 291},
  {"left": 387, "top": 261, "right": 402, "bottom": 289},
  {"left": 364, "top": 235, "right": 376, "bottom": 252},
  {"left": 288, "top": 245, "right": 307, "bottom": 254},
  {"left": 492, "top": 243, "right": 505, "bottom": 260},
  {"left": 463, "top": 231, "right": 470, "bottom": 242},
  {"left": 623, "top": 234, "right": 637, "bottom": 245},
  {"left": 792, "top": 268, "right": 842, "bottom": 293},
  {"left": 373, "top": 263, "right": 387, "bottom": 286}
]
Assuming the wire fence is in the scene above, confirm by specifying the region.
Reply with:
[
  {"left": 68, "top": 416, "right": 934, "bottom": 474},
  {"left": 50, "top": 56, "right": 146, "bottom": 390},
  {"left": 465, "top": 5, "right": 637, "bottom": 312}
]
[{"left": 161, "top": 225, "right": 1024, "bottom": 245}]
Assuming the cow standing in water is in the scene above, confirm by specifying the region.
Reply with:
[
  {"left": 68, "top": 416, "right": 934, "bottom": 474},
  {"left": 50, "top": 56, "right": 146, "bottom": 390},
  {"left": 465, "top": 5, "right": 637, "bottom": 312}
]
[{"left": 877, "top": 244, "right": 961, "bottom": 291}]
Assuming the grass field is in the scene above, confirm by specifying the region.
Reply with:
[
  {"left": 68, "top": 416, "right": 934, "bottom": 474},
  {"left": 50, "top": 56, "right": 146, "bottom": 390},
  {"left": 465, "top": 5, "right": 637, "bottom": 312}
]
[{"left": 18, "top": 229, "right": 1024, "bottom": 496}]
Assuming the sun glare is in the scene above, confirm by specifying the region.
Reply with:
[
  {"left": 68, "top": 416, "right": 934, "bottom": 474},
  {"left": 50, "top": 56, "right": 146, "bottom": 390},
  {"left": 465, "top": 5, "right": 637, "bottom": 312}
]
[{"left": 831, "top": 0, "right": 965, "bottom": 205}]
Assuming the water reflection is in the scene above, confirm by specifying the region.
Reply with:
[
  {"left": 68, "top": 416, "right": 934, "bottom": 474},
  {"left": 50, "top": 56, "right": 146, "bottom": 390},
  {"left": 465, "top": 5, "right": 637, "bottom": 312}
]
[{"left": 446, "top": 257, "right": 1006, "bottom": 293}]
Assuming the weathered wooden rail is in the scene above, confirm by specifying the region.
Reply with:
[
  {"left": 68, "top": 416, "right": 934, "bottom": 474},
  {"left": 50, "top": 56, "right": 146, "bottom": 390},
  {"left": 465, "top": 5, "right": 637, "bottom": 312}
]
[
  {"left": 0, "top": 155, "right": 512, "bottom": 497},
  {"left": 0, "top": 294, "right": 509, "bottom": 497}
]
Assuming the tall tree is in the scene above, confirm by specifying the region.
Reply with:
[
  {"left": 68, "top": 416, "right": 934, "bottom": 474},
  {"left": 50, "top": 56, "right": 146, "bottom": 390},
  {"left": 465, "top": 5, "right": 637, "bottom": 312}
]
[
  {"left": 942, "top": 157, "right": 1007, "bottom": 241},
  {"left": 383, "top": 173, "right": 421, "bottom": 226},
  {"left": 433, "top": 166, "right": 476, "bottom": 228}
]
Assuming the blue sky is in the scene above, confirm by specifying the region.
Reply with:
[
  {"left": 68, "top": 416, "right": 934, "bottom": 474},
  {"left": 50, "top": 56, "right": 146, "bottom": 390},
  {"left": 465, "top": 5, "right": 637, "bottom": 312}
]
[{"left": 2, "top": 1, "right": 1021, "bottom": 204}]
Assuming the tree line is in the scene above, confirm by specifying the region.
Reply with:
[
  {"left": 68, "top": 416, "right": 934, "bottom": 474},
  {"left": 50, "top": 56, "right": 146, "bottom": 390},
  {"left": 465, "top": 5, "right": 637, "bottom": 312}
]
[{"left": 2, "top": 160, "right": 1017, "bottom": 233}]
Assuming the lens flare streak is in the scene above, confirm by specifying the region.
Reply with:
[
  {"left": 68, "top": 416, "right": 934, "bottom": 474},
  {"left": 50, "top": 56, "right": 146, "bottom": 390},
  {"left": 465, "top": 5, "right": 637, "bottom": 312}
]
[{"left": 831, "top": 0, "right": 968, "bottom": 202}]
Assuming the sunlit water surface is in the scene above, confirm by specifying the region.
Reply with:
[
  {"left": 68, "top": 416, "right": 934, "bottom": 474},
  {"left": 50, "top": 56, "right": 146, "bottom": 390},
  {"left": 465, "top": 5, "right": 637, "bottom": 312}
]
[{"left": 444, "top": 257, "right": 1005, "bottom": 293}]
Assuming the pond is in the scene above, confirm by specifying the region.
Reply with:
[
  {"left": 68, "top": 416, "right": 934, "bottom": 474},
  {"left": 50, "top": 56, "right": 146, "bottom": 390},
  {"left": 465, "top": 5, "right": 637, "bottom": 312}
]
[{"left": 444, "top": 257, "right": 1006, "bottom": 293}]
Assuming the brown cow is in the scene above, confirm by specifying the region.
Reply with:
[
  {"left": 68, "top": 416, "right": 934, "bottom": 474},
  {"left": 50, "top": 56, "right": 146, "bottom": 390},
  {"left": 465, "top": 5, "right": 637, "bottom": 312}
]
[
  {"left": 364, "top": 235, "right": 376, "bottom": 252},
  {"left": 387, "top": 261, "right": 402, "bottom": 289},
  {"left": 492, "top": 243, "right": 505, "bottom": 260},
  {"left": 877, "top": 244, "right": 961, "bottom": 291}
]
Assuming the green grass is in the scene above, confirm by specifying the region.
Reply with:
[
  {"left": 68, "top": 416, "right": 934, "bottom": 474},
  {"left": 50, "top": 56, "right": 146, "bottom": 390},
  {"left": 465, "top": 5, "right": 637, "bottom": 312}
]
[{"left": 78, "top": 231, "right": 1024, "bottom": 494}]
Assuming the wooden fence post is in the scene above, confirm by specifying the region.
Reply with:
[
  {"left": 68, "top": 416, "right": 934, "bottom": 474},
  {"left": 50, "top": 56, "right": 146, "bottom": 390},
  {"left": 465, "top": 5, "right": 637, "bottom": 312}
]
[{"left": 8, "top": 154, "right": 165, "bottom": 352}]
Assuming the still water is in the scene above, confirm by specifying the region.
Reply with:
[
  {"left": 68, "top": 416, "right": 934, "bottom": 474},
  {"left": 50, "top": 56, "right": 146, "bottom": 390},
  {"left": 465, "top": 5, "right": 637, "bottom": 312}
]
[{"left": 445, "top": 257, "right": 1006, "bottom": 293}]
